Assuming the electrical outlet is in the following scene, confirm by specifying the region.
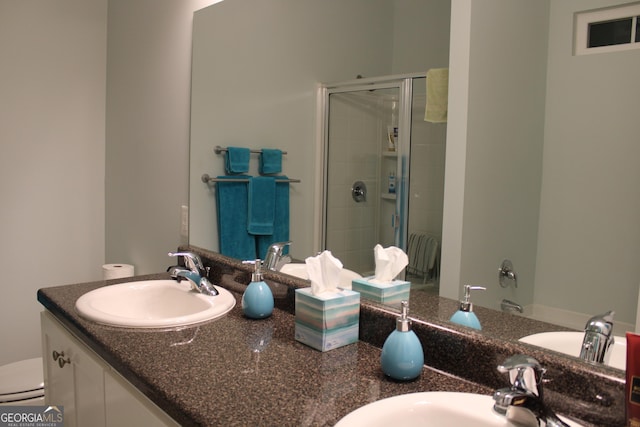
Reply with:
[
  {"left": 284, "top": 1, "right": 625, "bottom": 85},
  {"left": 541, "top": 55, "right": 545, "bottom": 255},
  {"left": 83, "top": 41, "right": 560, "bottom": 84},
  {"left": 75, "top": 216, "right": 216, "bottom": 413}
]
[{"left": 180, "top": 205, "right": 189, "bottom": 238}]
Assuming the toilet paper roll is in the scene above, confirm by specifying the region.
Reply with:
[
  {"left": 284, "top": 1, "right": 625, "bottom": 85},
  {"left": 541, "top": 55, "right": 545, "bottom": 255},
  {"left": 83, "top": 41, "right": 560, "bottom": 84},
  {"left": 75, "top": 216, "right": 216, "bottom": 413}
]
[{"left": 102, "top": 263, "right": 135, "bottom": 280}]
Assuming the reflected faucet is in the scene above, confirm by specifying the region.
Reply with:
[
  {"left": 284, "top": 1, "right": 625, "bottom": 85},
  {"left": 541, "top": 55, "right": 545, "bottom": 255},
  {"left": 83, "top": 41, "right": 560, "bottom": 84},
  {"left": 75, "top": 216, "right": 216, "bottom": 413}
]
[
  {"left": 579, "top": 310, "right": 615, "bottom": 365},
  {"left": 167, "top": 251, "right": 219, "bottom": 296},
  {"left": 501, "top": 299, "right": 524, "bottom": 314},
  {"left": 493, "top": 354, "right": 569, "bottom": 427},
  {"left": 263, "top": 241, "right": 292, "bottom": 271}
]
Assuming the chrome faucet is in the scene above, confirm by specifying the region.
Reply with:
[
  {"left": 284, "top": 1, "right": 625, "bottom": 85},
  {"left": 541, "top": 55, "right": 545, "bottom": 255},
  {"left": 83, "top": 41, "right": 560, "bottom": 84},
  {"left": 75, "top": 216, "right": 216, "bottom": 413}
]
[
  {"left": 263, "top": 241, "right": 292, "bottom": 271},
  {"left": 167, "top": 251, "right": 218, "bottom": 296},
  {"left": 501, "top": 299, "right": 524, "bottom": 314},
  {"left": 493, "top": 354, "right": 569, "bottom": 427},
  {"left": 579, "top": 310, "right": 615, "bottom": 364}
]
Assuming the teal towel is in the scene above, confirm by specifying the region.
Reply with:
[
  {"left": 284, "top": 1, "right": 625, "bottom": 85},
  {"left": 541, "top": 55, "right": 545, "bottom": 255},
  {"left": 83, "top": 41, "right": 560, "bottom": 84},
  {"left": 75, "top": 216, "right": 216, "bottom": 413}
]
[
  {"left": 247, "top": 176, "right": 276, "bottom": 235},
  {"left": 216, "top": 175, "right": 257, "bottom": 260},
  {"left": 225, "top": 147, "right": 251, "bottom": 174},
  {"left": 257, "top": 176, "right": 290, "bottom": 258},
  {"left": 259, "top": 148, "right": 282, "bottom": 174}
]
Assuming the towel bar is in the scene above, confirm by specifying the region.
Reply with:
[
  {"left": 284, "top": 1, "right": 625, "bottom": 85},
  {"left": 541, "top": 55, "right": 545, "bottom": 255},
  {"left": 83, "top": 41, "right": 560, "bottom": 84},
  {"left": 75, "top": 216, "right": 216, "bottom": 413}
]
[
  {"left": 201, "top": 174, "right": 300, "bottom": 184},
  {"left": 214, "top": 146, "right": 288, "bottom": 155}
]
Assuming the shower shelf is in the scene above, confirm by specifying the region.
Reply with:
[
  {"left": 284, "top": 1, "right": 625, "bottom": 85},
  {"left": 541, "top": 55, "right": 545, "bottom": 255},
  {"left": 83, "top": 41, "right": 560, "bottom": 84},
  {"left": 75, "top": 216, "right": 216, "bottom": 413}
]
[
  {"left": 381, "top": 193, "right": 397, "bottom": 200},
  {"left": 382, "top": 151, "right": 397, "bottom": 157}
]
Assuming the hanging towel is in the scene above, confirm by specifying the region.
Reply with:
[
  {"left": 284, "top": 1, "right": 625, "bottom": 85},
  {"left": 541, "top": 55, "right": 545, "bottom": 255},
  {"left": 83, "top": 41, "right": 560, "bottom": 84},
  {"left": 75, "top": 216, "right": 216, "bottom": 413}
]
[
  {"left": 257, "top": 176, "right": 290, "bottom": 259},
  {"left": 225, "top": 147, "right": 251, "bottom": 174},
  {"left": 259, "top": 148, "right": 283, "bottom": 174},
  {"left": 425, "top": 68, "right": 449, "bottom": 123},
  {"left": 216, "top": 175, "right": 257, "bottom": 260},
  {"left": 247, "top": 176, "right": 276, "bottom": 235}
]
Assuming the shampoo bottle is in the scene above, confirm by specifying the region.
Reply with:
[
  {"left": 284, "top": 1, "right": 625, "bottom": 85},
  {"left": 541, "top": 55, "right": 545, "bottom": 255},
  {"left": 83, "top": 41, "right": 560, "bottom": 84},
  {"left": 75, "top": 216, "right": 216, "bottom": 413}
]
[
  {"left": 449, "top": 285, "right": 486, "bottom": 330},
  {"left": 380, "top": 300, "right": 424, "bottom": 381},
  {"left": 242, "top": 260, "right": 274, "bottom": 319}
]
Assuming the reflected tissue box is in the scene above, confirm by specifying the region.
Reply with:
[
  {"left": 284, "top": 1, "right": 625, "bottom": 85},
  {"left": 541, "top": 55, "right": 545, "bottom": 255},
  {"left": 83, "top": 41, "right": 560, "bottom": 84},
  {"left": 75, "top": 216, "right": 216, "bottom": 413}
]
[
  {"left": 294, "top": 288, "right": 360, "bottom": 352},
  {"left": 351, "top": 277, "right": 410, "bottom": 306}
]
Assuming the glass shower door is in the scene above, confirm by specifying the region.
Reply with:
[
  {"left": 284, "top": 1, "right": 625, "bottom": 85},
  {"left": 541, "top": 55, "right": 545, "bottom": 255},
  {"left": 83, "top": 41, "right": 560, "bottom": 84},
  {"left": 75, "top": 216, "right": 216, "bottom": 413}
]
[{"left": 323, "top": 83, "right": 406, "bottom": 275}]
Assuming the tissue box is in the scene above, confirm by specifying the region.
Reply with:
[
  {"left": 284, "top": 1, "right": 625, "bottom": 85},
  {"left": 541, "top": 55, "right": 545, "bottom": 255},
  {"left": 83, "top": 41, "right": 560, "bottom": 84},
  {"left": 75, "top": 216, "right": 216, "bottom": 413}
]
[
  {"left": 294, "top": 288, "right": 360, "bottom": 352},
  {"left": 351, "top": 276, "right": 410, "bottom": 306}
]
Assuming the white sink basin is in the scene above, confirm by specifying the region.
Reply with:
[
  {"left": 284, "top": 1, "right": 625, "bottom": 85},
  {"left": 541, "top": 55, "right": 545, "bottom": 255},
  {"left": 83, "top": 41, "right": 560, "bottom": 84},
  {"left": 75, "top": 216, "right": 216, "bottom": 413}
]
[
  {"left": 335, "top": 392, "right": 581, "bottom": 427},
  {"left": 279, "top": 263, "right": 362, "bottom": 289},
  {"left": 519, "top": 331, "right": 626, "bottom": 370},
  {"left": 75, "top": 279, "right": 235, "bottom": 328}
]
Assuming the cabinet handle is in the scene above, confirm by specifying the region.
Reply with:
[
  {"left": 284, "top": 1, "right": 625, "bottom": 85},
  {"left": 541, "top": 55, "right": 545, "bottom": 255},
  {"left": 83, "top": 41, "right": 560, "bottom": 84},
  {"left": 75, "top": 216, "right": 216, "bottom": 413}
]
[{"left": 52, "top": 350, "right": 71, "bottom": 368}]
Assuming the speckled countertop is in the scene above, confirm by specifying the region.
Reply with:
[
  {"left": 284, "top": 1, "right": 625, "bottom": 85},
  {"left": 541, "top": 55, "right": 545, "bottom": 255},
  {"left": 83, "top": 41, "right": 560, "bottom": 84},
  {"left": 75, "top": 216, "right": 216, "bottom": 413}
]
[
  {"left": 37, "top": 246, "right": 626, "bottom": 426},
  {"left": 38, "top": 274, "right": 491, "bottom": 426}
]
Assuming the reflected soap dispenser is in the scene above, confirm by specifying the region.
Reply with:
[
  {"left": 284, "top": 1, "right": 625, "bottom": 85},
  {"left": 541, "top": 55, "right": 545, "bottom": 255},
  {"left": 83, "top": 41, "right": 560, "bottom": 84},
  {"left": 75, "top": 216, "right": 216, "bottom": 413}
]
[
  {"left": 242, "top": 260, "right": 274, "bottom": 319},
  {"left": 449, "top": 285, "right": 486, "bottom": 330},
  {"left": 380, "top": 300, "right": 424, "bottom": 381}
]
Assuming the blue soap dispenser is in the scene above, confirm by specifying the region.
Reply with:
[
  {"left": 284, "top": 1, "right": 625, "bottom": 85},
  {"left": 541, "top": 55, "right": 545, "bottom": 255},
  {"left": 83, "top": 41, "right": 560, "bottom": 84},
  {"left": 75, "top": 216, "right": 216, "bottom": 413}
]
[
  {"left": 449, "top": 285, "right": 486, "bottom": 330},
  {"left": 242, "top": 260, "right": 274, "bottom": 319},
  {"left": 380, "top": 300, "right": 424, "bottom": 381}
]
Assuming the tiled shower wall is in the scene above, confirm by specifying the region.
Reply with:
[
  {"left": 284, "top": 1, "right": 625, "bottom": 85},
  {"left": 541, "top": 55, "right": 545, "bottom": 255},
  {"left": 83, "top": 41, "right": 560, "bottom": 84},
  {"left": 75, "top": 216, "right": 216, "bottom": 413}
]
[{"left": 325, "top": 93, "right": 382, "bottom": 274}]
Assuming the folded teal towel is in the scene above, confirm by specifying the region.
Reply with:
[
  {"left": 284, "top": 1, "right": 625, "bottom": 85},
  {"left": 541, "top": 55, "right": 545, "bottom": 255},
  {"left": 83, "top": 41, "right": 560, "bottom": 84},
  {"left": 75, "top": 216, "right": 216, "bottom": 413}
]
[
  {"left": 259, "top": 148, "right": 282, "bottom": 174},
  {"left": 225, "top": 147, "right": 251, "bottom": 174},
  {"left": 257, "top": 176, "right": 290, "bottom": 258},
  {"left": 247, "top": 176, "right": 276, "bottom": 236},
  {"left": 216, "top": 176, "right": 257, "bottom": 260}
]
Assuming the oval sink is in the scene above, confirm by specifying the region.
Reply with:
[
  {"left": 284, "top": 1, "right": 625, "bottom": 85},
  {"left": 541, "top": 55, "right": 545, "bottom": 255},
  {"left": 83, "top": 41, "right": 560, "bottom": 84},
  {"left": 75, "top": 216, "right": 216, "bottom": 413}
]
[
  {"left": 519, "top": 331, "right": 626, "bottom": 370},
  {"left": 335, "top": 392, "right": 581, "bottom": 427},
  {"left": 279, "top": 263, "right": 362, "bottom": 289},
  {"left": 75, "top": 279, "right": 236, "bottom": 328}
]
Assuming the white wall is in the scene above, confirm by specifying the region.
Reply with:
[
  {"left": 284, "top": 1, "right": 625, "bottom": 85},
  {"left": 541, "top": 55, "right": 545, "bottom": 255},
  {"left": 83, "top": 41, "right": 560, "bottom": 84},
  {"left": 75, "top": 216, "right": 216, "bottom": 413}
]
[
  {"left": 0, "top": 0, "right": 107, "bottom": 365},
  {"left": 105, "top": 0, "right": 218, "bottom": 274},
  {"left": 442, "top": 0, "right": 549, "bottom": 310},
  {"left": 534, "top": 0, "right": 640, "bottom": 327}
]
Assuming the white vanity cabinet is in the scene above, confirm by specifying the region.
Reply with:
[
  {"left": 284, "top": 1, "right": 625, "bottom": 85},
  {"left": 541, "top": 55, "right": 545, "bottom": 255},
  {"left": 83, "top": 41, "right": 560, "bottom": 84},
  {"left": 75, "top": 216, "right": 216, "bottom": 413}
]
[{"left": 40, "top": 311, "right": 179, "bottom": 427}]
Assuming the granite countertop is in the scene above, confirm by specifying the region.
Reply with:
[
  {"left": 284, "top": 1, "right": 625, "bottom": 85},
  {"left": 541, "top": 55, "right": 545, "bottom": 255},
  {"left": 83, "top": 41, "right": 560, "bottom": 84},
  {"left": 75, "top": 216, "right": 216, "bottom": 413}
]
[{"left": 38, "top": 274, "right": 491, "bottom": 426}]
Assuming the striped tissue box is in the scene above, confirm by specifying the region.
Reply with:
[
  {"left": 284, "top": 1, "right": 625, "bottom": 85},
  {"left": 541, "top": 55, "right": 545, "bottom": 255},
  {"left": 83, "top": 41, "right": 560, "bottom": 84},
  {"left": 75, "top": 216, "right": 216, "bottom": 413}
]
[
  {"left": 351, "top": 277, "right": 410, "bottom": 307},
  {"left": 294, "top": 288, "right": 360, "bottom": 352}
]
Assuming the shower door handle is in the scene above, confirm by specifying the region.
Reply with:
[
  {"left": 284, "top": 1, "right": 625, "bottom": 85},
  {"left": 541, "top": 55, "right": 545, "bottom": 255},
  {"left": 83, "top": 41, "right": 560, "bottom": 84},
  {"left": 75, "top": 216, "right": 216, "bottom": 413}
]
[{"left": 352, "top": 181, "right": 367, "bottom": 202}]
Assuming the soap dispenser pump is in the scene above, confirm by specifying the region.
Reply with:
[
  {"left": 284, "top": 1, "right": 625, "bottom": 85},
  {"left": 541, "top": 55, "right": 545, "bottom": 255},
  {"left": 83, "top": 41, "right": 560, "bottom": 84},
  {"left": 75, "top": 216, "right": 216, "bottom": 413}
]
[
  {"left": 380, "top": 300, "right": 424, "bottom": 381},
  {"left": 242, "top": 260, "right": 274, "bottom": 319},
  {"left": 449, "top": 285, "right": 486, "bottom": 330}
]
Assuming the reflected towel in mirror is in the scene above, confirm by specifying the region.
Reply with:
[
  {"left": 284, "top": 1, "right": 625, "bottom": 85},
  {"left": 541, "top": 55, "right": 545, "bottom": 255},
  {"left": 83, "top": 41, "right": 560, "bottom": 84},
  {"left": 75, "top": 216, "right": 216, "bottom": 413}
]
[
  {"left": 216, "top": 175, "right": 256, "bottom": 260},
  {"left": 259, "top": 148, "right": 282, "bottom": 174}
]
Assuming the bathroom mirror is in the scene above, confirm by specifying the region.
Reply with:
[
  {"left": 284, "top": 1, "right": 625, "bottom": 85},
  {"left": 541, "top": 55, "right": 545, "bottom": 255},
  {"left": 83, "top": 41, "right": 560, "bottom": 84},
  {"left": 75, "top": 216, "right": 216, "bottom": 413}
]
[{"left": 189, "top": 0, "right": 640, "bottom": 373}]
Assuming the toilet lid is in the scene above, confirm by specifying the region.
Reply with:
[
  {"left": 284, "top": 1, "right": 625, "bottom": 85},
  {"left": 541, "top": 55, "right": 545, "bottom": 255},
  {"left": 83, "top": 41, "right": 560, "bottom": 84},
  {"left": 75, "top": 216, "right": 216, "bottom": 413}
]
[{"left": 0, "top": 357, "right": 44, "bottom": 401}]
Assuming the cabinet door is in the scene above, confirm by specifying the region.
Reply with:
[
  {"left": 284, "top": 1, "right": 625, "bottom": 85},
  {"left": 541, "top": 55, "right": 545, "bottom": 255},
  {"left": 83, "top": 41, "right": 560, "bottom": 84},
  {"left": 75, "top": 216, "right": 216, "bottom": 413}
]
[
  {"left": 105, "top": 370, "right": 180, "bottom": 427},
  {"left": 41, "top": 311, "right": 106, "bottom": 427}
]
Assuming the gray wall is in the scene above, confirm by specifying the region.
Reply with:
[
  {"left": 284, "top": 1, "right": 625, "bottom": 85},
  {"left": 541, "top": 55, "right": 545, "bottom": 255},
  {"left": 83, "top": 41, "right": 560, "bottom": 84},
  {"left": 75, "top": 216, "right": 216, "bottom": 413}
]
[
  {"left": 443, "top": 0, "right": 640, "bottom": 329},
  {"left": 534, "top": 0, "right": 640, "bottom": 327},
  {"left": 442, "top": 0, "right": 548, "bottom": 312},
  {"left": 0, "top": 0, "right": 107, "bottom": 365},
  {"left": 0, "top": 0, "right": 215, "bottom": 366},
  {"left": 105, "top": 0, "right": 217, "bottom": 277}
]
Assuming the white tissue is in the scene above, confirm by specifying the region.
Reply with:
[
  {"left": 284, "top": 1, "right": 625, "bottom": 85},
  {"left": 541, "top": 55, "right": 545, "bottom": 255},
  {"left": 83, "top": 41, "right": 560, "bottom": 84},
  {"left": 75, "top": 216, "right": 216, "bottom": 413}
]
[
  {"left": 305, "top": 251, "right": 343, "bottom": 295},
  {"left": 369, "top": 244, "right": 408, "bottom": 284}
]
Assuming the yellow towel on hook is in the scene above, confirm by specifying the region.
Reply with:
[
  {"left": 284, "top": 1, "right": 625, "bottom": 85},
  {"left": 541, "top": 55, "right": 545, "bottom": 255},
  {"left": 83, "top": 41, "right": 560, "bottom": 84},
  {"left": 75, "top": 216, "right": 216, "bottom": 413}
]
[{"left": 425, "top": 68, "right": 449, "bottom": 123}]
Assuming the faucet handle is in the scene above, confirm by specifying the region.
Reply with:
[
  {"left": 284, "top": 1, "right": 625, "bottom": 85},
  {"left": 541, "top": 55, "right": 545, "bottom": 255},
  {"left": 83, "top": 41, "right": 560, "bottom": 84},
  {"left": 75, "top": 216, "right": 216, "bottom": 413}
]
[
  {"left": 497, "top": 354, "right": 545, "bottom": 397},
  {"left": 263, "top": 241, "right": 292, "bottom": 270},
  {"left": 168, "top": 251, "right": 205, "bottom": 275}
]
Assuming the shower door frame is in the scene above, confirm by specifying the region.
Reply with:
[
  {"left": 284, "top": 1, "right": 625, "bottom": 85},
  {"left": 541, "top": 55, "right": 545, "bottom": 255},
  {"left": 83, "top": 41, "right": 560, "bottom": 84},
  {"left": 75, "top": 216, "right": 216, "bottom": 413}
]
[{"left": 318, "top": 74, "right": 421, "bottom": 260}]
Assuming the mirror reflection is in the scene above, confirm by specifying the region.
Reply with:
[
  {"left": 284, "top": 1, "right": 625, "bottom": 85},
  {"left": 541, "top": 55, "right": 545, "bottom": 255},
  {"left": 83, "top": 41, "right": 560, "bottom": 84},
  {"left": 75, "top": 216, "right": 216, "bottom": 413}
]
[{"left": 189, "top": 0, "right": 640, "bottom": 373}]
